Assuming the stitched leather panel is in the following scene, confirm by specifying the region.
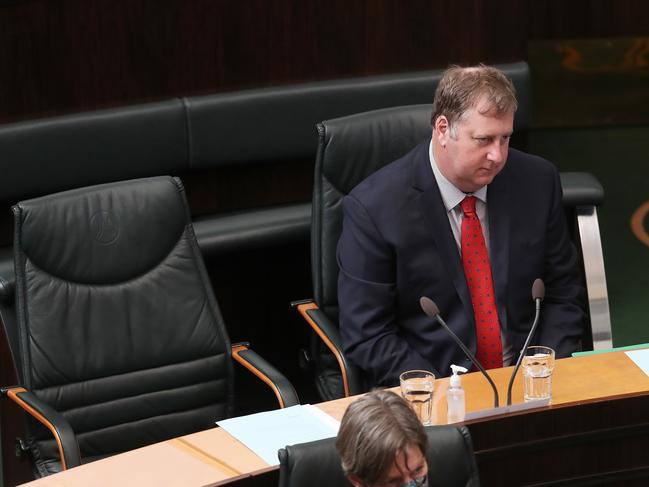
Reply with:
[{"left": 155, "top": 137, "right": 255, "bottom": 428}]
[
  {"left": 32, "top": 361, "right": 229, "bottom": 435},
  {"left": 23, "top": 235, "right": 225, "bottom": 388},
  {"left": 36, "top": 403, "right": 227, "bottom": 464},
  {"left": 60, "top": 378, "right": 227, "bottom": 433},
  {"left": 34, "top": 355, "right": 228, "bottom": 412}
]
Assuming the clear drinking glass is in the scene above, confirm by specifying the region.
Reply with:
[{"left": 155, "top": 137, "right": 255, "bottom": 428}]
[
  {"left": 399, "top": 370, "right": 435, "bottom": 425},
  {"left": 521, "top": 346, "right": 555, "bottom": 402}
]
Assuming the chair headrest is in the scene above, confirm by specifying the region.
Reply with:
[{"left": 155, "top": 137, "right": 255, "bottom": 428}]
[
  {"left": 14, "top": 176, "right": 188, "bottom": 284},
  {"left": 319, "top": 104, "right": 433, "bottom": 195}
]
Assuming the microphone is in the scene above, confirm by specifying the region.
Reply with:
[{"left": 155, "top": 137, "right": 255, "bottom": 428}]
[
  {"left": 506, "top": 278, "right": 545, "bottom": 406},
  {"left": 419, "top": 297, "right": 499, "bottom": 408}
]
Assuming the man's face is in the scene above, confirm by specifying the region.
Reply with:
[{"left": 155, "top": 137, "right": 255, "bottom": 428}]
[
  {"left": 434, "top": 97, "right": 514, "bottom": 193},
  {"left": 349, "top": 443, "right": 428, "bottom": 487}
]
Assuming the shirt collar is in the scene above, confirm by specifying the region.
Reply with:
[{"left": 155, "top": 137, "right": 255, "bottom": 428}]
[{"left": 428, "top": 140, "right": 487, "bottom": 211}]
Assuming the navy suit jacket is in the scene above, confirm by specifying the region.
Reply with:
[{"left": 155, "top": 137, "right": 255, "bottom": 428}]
[{"left": 337, "top": 140, "right": 586, "bottom": 387}]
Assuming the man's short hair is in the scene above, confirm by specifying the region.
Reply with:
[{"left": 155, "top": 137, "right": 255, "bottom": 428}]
[
  {"left": 430, "top": 64, "right": 518, "bottom": 136},
  {"left": 335, "top": 390, "right": 427, "bottom": 485}
]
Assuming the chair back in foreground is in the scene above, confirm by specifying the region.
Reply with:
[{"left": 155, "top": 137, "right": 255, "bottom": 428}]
[
  {"left": 9, "top": 177, "right": 235, "bottom": 476},
  {"left": 278, "top": 424, "right": 480, "bottom": 487}
]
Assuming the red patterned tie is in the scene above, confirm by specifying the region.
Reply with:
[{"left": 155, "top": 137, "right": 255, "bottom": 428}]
[{"left": 460, "top": 196, "right": 503, "bottom": 369}]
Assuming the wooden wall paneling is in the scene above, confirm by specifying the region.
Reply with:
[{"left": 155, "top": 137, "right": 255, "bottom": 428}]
[
  {"left": 0, "top": 0, "right": 531, "bottom": 124},
  {"left": 3, "top": 0, "right": 649, "bottom": 123}
]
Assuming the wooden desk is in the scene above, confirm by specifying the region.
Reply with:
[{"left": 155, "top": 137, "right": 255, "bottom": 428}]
[{"left": 18, "top": 350, "right": 649, "bottom": 487}]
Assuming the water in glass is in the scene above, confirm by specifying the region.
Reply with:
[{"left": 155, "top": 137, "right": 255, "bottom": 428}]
[
  {"left": 402, "top": 381, "right": 434, "bottom": 425},
  {"left": 522, "top": 353, "right": 552, "bottom": 401}
]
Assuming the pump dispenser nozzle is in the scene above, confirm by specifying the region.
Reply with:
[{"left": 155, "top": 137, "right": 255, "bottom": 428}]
[{"left": 449, "top": 364, "right": 468, "bottom": 387}]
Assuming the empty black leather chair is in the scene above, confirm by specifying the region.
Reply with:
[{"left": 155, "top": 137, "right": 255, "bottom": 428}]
[
  {"left": 1, "top": 176, "right": 298, "bottom": 478},
  {"left": 294, "top": 104, "right": 608, "bottom": 401},
  {"left": 278, "top": 424, "right": 480, "bottom": 487}
]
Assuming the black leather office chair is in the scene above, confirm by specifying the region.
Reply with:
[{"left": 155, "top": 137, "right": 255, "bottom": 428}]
[
  {"left": 0, "top": 176, "right": 298, "bottom": 478},
  {"left": 294, "top": 104, "right": 609, "bottom": 401},
  {"left": 278, "top": 424, "right": 480, "bottom": 487}
]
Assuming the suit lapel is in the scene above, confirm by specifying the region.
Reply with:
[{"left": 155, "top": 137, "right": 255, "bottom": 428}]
[
  {"left": 486, "top": 171, "right": 510, "bottom": 329},
  {"left": 411, "top": 143, "right": 474, "bottom": 324}
]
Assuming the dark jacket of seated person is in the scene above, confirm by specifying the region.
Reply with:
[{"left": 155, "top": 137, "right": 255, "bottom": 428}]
[{"left": 337, "top": 65, "right": 586, "bottom": 388}]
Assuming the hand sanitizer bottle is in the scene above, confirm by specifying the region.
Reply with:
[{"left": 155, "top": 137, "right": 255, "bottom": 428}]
[{"left": 447, "top": 364, "right": 468, "bottom": 423}]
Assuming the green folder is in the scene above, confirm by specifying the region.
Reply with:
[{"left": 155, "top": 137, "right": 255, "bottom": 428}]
[{"left": 572, "top": 343, "right": 649, "bottom": 357}]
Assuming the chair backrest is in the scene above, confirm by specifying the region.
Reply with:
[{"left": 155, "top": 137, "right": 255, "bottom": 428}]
[
  {"left": 312, "top": 104, "right": 433, "bottom": 321},
  {"left": 12, "top": 176, "right": 234, "bottom": 476},
  {"left": 278, "top": 424, "right": 480, "bottom": 487}
]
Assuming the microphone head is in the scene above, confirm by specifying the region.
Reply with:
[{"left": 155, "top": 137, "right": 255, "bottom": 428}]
[
  {"left": 532, "top": 278, "right": 545, "bottom": 301},
  {"left": 419, "top": 296, "right": 440, "bottom": 318}
]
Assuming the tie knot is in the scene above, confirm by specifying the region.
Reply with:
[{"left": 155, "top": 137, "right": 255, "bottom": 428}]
[{"left": 460, "top": 196, "right": 477, "bottom": 217}]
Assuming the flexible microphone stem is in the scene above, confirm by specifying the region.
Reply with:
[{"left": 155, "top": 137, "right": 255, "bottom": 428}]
[
  {"left": 432, "top": 312, "right": 500, "bottom": 408},
  {"left": 506, "top": 281, "right": 544, "bottom": 406}
]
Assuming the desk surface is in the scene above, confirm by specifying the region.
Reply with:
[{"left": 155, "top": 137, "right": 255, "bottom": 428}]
[
  {"left": 20, "top": 349, "right": 649, "bottom": 486},
  {"left": 319, "top": 348, "right": 649, "bottom": 423}
]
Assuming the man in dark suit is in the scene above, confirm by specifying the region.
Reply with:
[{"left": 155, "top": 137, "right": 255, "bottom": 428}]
[{"left": 337, "top": 65, "right": 586, "bottom": 387}]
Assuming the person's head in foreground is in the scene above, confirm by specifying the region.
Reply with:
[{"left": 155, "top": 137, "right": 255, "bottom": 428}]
[{"left": 335, "top": 390, "right": 428, "bottom": 487}]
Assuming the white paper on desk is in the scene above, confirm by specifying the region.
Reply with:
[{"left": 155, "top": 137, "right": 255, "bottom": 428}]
[
  {"left": 216, "top": 405, "right": 340, "bottom": 466},
  {"left": 625, "top": 349, "right": 649, "bottom": 377}
]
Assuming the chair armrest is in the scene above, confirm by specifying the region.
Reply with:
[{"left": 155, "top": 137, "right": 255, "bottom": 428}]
[
  {"left": 1, "top": 386, "right": 81, "bottom": 470},
  {"left": 231, "top": 343, "right": 299, "bottom": 408},
  {"left": 292, "top": 301, "right": 364, "bottom": 397},
  {"left": 560, "top": 171, "right": 612, "bottom": 349},
  {"left": 560, "top": 172, "right": 604, "bottom": 207}
]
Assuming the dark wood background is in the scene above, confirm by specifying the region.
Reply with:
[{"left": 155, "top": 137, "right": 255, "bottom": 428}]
[
  {"left": 2, "top": 2, "right": 649, "bottom": 484},
  {"left": 3, "top": 0, "right": 647, "bottom": 125}
]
